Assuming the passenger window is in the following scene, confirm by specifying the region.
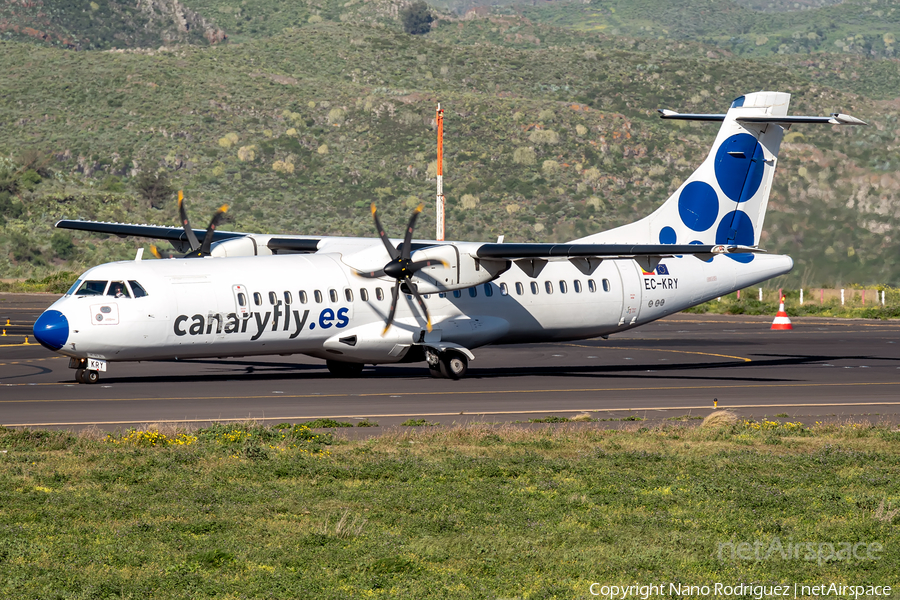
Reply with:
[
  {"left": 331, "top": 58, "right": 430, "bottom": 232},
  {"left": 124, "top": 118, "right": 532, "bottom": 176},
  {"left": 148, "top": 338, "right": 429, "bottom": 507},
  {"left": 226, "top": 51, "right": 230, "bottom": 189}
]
[
  {"left": 453, "top": 290, "right": 462, "bottom": 298},
  {"left": 360, "top": 288, "right": 369, "bottom": 302},
  {"left": 515, "top": 282, "right": 524, "bottom": 295},
  {"left": 484, "top": 283, "right": 493, "bottom": 297},
  {"left": 544, "top": 281, "right": 553, "bottom": 294},
  {"left": 128, "top": 281, "right": 148, "bottom": 298},
  {"left": 329, "top": 289, "right": 338, "bottom": 303},
  {"left": 468, "top": 287, "right": 477, "bottom": 298},
  {"left": 559, "top": 280, "right": 567, "bottom": 294},
  {"left": 314, "top": 290, "right": 323, "bottom": 303},
  {"left": 439, "top": 292, "right": 446, "bottom": 299},
  {"left": 108, "top": 281, "right": 130, "bottom": 298},
  {"left": 500, "top": 283, "right": 508, "bottom": 296},
  {"left": 237, "top": 293, "right": 247, "bottom": 307},
  {"left": 376, "top": 287, "right": 384, "bottom": 301},
  {"left": 574, "top": 280, "right": 583, "bottom": 293},
  {"left": 299, "top": 291, "right": 308, "bottom": 304},
  {"left": 268, "top": 292, "right": 277, "bottom": 305},
  {"left": 588, "top": 280, "right": 597, "bottom": 293},
  {"left": 66, "top": 279, "right": 83, "bottom": 296},
  {"left": 253, "top": 292, "right": 263, "bottom": 305},
  {"left": 76, "top": 280, "right": 107, "bottom": 296},
  {"left": 284, "top": 291, "right": 292, "bottom": 305},
  {"left": 603, "top": 278, "right": 611, "bottom": 292},
  {"left": 345, "top": 289, "right": 353, "bottom": 302},
  {"left": 531, "top": 282, "right": 539, "bottom": 295}
]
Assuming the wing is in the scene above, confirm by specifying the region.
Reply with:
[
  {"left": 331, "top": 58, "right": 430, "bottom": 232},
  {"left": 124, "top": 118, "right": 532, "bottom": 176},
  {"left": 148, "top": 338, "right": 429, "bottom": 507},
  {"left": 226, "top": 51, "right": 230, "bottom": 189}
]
[
  {"left": 475, "top": 242, "right": 761, "bottom": 259},
  {"left": 55, "top": 220, "right": 246, "bottom": 244}
]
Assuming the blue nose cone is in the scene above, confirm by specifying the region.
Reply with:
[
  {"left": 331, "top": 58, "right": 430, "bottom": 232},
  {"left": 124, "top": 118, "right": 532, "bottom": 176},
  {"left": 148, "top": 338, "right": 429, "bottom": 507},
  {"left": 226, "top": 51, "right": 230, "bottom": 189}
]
[{"left": 33, "top": 310, "right": 69, "bottom": 351}]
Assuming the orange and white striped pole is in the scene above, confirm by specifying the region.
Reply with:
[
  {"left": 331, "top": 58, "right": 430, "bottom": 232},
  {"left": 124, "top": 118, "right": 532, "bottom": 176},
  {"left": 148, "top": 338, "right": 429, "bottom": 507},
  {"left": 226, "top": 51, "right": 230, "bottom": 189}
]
[{"left": 436, "top": 104, "right": 445, "bottom": 242}]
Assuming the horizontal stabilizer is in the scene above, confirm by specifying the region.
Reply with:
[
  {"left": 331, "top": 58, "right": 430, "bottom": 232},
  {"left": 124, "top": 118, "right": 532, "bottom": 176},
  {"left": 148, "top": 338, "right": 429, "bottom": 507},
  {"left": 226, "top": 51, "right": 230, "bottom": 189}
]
[
  {"left": 475, "top": 243, "right": 763, "bottom": 259},
  {"left": 658, "top": 109, "right": 867, "bottom": 126}
]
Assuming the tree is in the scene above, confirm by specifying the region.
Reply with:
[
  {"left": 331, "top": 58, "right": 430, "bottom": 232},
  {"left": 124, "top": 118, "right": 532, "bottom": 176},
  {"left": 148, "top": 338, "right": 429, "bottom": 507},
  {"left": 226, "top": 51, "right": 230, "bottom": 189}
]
[
  {"left": 401, "top": 1, "right": 433, "bottom": 35},
  {"left": 134, "top": 170, "right": 175, "bottom": 209}
]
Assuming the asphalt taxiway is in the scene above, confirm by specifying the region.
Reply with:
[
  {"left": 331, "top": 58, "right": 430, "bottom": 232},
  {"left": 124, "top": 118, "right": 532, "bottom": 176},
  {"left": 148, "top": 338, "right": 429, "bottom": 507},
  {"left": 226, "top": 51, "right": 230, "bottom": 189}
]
[{"left": 3, "top": 293, "right": 900, "bottom": 430}]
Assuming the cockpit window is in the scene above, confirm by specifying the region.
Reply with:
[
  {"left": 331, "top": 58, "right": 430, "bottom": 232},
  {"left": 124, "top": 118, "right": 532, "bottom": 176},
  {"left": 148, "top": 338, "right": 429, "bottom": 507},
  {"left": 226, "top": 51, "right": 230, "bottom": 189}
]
[
  {"left": 108, "top": 281, "right": 131, "bottom": 298},
  {"left": 75, "top": 280, "right": 108, "bottom": 296},
  {"left": 128, "top": 281, "right": 148, "bottom": 298},
  {"left": 65, "top": 279, "right": 83, "bottom": 296}
]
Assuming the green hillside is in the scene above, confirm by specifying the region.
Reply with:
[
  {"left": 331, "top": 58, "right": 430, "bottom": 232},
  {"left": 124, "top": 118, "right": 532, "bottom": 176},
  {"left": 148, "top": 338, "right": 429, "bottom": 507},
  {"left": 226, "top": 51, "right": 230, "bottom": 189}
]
[
  {"left": 2, "top": 0, "right": 900, "bottom": 286},
  {"left": 513, "top": 0, "right": 900, "bottom": 59}
]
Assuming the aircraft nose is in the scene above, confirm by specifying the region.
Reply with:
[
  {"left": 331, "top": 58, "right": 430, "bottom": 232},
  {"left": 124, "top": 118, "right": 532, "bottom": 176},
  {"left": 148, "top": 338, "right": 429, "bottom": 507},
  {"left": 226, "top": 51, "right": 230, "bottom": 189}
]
[{"left": 33, "top": 310, "right": 69, "bottom": 351}]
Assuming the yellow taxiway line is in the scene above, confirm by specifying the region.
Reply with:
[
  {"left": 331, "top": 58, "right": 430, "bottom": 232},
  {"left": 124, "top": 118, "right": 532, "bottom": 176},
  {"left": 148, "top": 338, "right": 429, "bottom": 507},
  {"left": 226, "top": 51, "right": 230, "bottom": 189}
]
[
  {"left": 6, "top": 400, "right": 900, "bottom": 428},
  {"left": 4, "top": 380, "right": 900, "bottom": 404}
]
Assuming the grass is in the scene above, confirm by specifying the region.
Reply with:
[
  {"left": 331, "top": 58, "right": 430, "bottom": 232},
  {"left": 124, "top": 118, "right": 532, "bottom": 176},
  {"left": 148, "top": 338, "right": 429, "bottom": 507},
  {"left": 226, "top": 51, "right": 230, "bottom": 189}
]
[
  {"left": 684, "top": 288, "right": 900, "bottom": 319},
  {"left": 2, "top": 419, "right": 898, "bottom": 597}
]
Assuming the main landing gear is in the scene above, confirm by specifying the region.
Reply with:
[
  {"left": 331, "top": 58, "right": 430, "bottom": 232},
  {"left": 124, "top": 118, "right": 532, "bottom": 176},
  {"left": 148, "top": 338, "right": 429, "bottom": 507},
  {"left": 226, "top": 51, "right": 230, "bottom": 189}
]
[
  {"left": 326, "top": 360, "right": 365, "bottom": 377},
  {"left": 326, "top": 349, "right": 470, "bottom": 380},
  {"left": 426, "top": 349, "right": 468, "bottom": 380}
]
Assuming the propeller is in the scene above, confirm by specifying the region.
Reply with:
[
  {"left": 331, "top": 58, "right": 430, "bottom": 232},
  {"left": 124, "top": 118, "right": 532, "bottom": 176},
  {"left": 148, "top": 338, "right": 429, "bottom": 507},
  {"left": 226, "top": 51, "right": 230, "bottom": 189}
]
[
  {"left": 150, "top": 190, "right": 229, "bottom": 259},
  {"left": 356, "top": 203, "right": 445, "bottom": 335}
]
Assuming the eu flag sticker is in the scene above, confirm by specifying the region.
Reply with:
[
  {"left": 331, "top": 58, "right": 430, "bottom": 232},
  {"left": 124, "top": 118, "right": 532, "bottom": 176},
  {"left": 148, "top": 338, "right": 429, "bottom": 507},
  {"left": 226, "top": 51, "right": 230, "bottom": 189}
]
[{"left": 656, "top": 264, "right": 669, "bottom": 275}]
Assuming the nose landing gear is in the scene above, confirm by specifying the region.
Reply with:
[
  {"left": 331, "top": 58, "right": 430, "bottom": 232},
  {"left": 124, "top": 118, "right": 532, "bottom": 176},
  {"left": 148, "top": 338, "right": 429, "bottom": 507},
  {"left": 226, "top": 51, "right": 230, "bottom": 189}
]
[
  {"left": 74, "top": 368, "right": 100, "bottom": 384},
  {"left": 70, "top": 358, "right": 101, "bottom": 384}
]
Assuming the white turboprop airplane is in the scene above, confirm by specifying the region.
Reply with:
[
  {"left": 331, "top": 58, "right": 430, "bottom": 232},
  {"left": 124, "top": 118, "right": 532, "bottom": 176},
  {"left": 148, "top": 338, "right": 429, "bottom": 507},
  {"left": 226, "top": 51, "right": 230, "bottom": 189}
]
[{"left": 34, "top": 92, "right": 864, "bottom": 383}]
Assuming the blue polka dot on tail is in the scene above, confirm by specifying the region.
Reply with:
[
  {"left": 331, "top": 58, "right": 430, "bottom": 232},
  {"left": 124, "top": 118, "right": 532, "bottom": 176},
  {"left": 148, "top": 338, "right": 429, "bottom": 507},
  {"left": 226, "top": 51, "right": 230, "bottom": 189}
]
[
  {"left": 677, "top": 181, "right": 718, "bottom": 232},
  {"left": 714, "top": 133, "right": 764, "bottom": 202},
  {"left": 714, "top": 214, "right": 757, "bottom": 263},
  {"left": 659, "top": 226, "right": 676, "bottom": 244},
  {"left": 716, "top": 210, "right": 755, "bottom": 246}
]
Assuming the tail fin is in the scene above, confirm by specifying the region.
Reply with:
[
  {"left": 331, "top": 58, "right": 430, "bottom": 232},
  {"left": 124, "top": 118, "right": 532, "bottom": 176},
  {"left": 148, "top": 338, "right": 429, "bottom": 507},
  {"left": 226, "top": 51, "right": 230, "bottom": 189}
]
[{"left": 576, "top": 91, "right": 791, "bottom": 252}]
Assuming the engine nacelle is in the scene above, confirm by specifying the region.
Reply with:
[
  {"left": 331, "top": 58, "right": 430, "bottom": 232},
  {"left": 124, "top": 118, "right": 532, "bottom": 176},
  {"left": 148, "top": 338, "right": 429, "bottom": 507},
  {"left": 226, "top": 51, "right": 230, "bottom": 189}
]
[
  {"left": 211, "top": 235, "right": 271, "bottom": 257},
  {"left": 410, "top": 243, "right": 510, "bottom": 293}
]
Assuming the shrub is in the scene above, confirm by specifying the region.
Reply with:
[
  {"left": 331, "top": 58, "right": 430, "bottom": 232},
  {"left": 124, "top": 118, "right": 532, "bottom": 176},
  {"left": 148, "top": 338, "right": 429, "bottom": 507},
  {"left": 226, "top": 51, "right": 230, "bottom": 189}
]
[
  {"left": 513, "top": 147, "right": 536, "bottom": 165},
  {"left": 237, "top": 145, "right": 257, "bottom": 162},
  {"left": 461, "top": 194, "right": 479, "bottom": 209},
  {"left": 529, "top": 129, "right": 559, "bottom": 144},
  {"left": 327, "top": 108, "right": 345, "bottom": 124},
  {"left": 50, "top": 232, "right": 76, "bottom": 260},
  {"left": 542, "top": 160, "right": 560, "bottom": 174}
]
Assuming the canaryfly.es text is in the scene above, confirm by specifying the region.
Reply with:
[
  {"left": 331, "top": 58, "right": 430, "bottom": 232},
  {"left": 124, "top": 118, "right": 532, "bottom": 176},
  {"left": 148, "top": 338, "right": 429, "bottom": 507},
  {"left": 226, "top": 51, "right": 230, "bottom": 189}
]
[
  {"left": 588, "top": 583, "right": 893, "bottom": 600},
  {"left": 173, "top": 307, "right": 349, "bottom": 341}
]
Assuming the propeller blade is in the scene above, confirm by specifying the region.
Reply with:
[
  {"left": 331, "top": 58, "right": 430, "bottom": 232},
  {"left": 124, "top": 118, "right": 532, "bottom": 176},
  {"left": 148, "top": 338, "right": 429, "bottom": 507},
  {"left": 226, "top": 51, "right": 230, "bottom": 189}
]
[
  {"left": 149, "top": 245, "right": 176, "bottom": 259},
  {"left": 382, "top": 280, "right": 401, "bottom": 336},
  {"left": 406, "top": 277, "right": 433, "bottom": 332},
  {"left": 197, "top": 204, "right": 229, "bottom": 256},
  {"left": 177, "top": 190, "right": 201, "bottom": 252},
  {"left": 400, "top": 203, "right": 424, "bottom": 260},
  {"left": 352, "top": 269, "right": 387, "bottom": 279},
  {"left": 371, "top": 204, "right": 400, "bottom": 260}
]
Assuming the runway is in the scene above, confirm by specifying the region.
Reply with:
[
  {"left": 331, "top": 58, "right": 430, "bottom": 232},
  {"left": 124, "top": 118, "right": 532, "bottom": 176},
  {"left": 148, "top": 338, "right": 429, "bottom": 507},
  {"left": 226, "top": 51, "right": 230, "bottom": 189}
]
[{"left": 3, "top": 293, "right": 900, "bottom": 430}]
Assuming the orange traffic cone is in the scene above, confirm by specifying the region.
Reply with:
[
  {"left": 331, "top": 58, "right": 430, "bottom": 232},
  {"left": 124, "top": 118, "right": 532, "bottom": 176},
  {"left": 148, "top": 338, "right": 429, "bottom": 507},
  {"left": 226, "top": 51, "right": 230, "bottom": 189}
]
[{"left": 771, "top": 295, "right": 793, "bottom": 330}]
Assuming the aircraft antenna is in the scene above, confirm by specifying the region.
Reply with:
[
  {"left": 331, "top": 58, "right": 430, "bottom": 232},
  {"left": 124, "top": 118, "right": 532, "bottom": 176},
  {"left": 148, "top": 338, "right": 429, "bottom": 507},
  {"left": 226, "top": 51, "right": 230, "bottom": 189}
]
[{"left": 436, "top": 103, "right": 445, "bottom": 242}]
